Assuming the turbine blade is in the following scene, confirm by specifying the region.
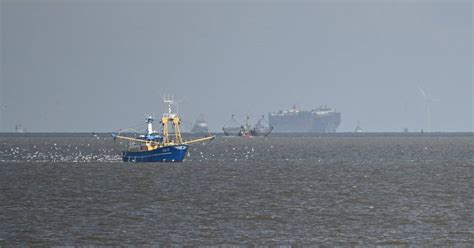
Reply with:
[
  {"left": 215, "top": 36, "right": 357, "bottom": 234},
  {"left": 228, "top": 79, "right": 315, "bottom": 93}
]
[{"left": 418, "top": 87, "right": 427, "bottom": 99}]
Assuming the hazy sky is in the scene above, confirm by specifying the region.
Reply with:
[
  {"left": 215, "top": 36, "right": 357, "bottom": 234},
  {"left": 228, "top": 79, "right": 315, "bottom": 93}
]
[{"left": 1, "top": 0, "right": 472, "bottom": 132}]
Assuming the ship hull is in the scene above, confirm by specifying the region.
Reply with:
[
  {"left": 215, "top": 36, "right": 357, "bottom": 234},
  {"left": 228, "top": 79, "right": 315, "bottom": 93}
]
[
  {"left": 122, "top": 144, "right": 188, "bottom": 162},
  {"left": 223, "top": 127, "right": 242, "bottom": 136},
  {"left": 250, "top": 127, "right": 273, "bottom": 137}
]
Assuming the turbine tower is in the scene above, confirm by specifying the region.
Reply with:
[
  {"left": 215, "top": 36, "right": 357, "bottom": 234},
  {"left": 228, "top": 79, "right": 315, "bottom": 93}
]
[{"left": 418, "top": 87, "right": 440, "bottom": 132}]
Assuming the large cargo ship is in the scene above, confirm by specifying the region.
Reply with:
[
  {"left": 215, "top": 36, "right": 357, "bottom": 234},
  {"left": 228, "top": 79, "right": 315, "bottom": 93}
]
[{"left": 269, "top": 105, "right": 341, "bottom": 133}]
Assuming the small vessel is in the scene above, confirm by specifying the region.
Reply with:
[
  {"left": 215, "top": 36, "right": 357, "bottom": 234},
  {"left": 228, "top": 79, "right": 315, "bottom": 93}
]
[
  {"left": 222, "top": 115, "right": 273, "bottom": 137},
  {"left": 15, "top": 124, "right": 27, "bottom": 133},
  {"left": 112, "top": 97, "right": 215, "bottom": 162},
  {"left": 191, "top": 114, "right": 210, "bottom": 134},
  {"left": 354, "top": 121, "right": 363, "bottom": 133}
]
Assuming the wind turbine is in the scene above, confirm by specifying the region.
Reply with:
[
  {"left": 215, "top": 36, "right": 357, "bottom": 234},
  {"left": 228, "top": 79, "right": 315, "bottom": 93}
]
[{"left": 418, "top": 87, "right": 440, "bottom": 132}]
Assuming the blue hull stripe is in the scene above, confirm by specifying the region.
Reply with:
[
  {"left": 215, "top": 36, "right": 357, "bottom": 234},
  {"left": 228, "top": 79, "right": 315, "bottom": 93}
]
[{"left": 123, "top": 145, "right": 188, "bottom": 162}]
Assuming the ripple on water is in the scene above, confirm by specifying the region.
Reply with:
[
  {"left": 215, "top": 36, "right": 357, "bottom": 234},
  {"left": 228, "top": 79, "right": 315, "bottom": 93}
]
[{"left": 0, "top": 135, "right": 473, "bottom": 246}]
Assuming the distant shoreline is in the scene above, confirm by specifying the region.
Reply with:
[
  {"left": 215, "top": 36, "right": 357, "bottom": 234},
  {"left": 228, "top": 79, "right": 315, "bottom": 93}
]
[{"left": 1, "top": 132, "right": 473, "bottom": 138}]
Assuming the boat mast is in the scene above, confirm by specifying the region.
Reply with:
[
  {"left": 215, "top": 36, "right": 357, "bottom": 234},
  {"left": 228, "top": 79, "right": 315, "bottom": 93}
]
[
  {"left": 146, "top": 115, "right": 154, "bottom": 135},
  {"left": 162, "top": 95, "right": 183, "bottom": 144}
]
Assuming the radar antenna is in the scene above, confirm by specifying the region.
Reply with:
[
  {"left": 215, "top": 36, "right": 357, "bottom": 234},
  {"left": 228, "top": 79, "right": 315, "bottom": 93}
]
[{"left": 163, "top": 94, "right": 175, "bottom": 115}]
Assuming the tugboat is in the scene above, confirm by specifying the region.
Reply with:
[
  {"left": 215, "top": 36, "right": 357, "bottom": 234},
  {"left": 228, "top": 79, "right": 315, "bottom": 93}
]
[
  {"left": 112, "top": 97, "right": 215, "bottom": 162},
  {"left": 222, "top": 115, "right": 273, "bottom": 137}
]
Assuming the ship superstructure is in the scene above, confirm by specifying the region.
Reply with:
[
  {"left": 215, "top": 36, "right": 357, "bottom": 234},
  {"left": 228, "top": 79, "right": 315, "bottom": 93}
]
[{"left": 269, "top": 105, "right": 341, "bottom": 133}]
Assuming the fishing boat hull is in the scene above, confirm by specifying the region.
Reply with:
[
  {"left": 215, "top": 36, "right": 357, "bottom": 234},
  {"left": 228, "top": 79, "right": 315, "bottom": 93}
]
[
  {"left": 122, "top": 145, "right": 189, "bottom": 162},
  {"left": 250, "top": 126, "right": 273, "bottom": 137}
]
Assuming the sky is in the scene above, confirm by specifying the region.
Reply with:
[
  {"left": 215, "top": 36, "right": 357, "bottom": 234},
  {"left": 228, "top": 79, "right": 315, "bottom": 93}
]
[{"left": 1, "top": 0, "right": 472, "bottom": 132}]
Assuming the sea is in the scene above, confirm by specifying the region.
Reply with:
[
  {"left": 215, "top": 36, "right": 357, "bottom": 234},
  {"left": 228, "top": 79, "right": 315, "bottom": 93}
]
[{"left": 0, "top": 133, "right": 473, "bottom": 246}]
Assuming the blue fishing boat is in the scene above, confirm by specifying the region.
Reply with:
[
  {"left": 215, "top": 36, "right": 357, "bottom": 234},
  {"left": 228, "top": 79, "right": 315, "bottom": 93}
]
[{"left": 112, "top": 96, "right": 214, "bottom": 162}]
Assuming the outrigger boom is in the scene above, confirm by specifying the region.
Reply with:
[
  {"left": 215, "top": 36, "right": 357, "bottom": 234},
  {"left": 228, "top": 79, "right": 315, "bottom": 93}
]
[
  {"left": 182, "top": 135, "right": 215, "bottom": 145},
  {"left": 112, "top": 133, "right": 215, "bottom": 145}
]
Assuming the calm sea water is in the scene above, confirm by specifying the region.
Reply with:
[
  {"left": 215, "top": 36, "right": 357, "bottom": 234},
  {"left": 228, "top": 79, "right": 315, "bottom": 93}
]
[{"left": 0, "top": 134, "right": 473, "bottom": 246}]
